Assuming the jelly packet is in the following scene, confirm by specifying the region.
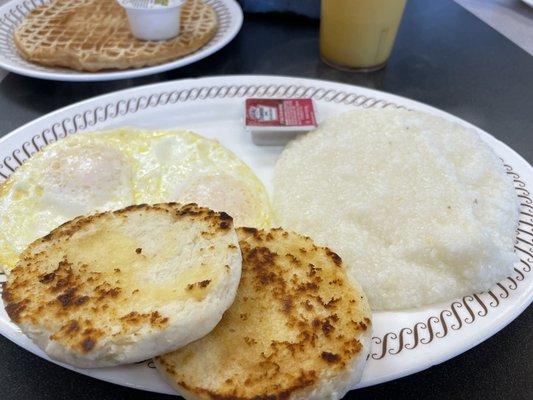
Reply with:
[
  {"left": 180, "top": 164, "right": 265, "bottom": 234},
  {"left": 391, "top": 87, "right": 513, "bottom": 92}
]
[{"left": 245, "top": 98, "right": 318, "bottom": 146}]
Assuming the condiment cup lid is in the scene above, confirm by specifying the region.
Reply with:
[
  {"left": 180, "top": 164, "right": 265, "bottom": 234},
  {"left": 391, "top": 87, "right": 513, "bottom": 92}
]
[{"left": 117, "top": 0, "right": 185, "bottom": 11}]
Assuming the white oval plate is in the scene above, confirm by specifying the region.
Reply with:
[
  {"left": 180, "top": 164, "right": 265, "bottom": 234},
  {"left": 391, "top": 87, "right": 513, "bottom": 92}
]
[
  {"left": 0, "top": 75, "right": 531, "bottom": 395},
  {"left": 0, "top": 0, "right": 243, "bottom": 81}
]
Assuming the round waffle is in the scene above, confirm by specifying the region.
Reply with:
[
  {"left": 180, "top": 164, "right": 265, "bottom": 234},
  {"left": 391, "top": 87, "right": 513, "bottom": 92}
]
[{"left": 14, "top": 0, "right": 217, "bottom": 71}]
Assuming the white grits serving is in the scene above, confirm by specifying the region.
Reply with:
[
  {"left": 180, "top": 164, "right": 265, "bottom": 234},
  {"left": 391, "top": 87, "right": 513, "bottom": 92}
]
[{"left": 273, "top": 108, "right": 519, "bottom": 310}]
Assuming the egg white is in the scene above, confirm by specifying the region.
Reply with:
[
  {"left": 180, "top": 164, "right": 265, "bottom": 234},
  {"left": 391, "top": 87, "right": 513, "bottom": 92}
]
[{"left": 0, "top": 128, "right": 271, "bottom": 272}]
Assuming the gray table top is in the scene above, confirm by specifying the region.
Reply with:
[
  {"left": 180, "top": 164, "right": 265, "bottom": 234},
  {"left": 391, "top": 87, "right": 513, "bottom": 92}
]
[{"left": 0, "top": 1, "right": 532, "bottom": 399}]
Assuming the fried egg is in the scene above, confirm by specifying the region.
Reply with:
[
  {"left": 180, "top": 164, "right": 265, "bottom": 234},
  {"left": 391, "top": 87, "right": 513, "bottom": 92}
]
[{"left": 0, "top": 128, "right": 271, "bottom": 272}]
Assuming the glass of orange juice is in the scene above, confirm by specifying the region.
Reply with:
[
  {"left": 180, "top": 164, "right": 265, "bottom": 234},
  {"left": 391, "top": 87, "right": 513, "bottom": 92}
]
[{"left": 320, "top": 0, "right": 407, "bottom": 72}]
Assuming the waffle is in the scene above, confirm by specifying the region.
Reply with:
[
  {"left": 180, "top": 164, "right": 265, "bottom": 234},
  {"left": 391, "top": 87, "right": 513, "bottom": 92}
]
[{"left": 14, "top": 0, "right": 218, "bottom": 71}]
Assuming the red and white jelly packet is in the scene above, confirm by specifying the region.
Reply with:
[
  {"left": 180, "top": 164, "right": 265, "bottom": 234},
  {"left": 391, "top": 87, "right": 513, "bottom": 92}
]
[{"left": 245, "top": 98, "right": 318, "bottom": 146}]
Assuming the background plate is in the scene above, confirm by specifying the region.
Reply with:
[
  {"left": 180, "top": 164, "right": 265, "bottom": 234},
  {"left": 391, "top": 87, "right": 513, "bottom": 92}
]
[
  {"left": 0, "top": 0, "right": 243, "bottom": 81},
  {"left": 0, "top": 75, "right": 531, "bottom": 395}
]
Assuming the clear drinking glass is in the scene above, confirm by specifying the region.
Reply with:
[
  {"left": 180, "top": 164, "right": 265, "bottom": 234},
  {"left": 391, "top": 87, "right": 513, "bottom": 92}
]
[{"left": 320, "top": 0, "right": 407, "bottom": 72}]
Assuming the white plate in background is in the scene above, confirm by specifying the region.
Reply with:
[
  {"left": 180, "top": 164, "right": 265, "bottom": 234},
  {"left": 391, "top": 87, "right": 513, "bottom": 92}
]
[{"left": 0, "top": 0, "right": 243, "bottom": 81}]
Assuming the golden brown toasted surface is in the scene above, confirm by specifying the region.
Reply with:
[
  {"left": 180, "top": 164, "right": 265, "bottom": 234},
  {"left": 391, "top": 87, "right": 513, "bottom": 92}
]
[
  {"left": 155, "top": 227, "right": 371, "bottom": 400},
  {"left": 14, "top": 0, "right": 217, "bottom": 71},
  {"left": 2, "top": 203, "right": 234, "bottom": 357}
]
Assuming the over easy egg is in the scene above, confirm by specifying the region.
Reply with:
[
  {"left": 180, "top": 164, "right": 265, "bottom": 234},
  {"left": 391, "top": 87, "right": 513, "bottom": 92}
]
[{"left": 0, "top": 128, "right": 271, "bottom": 272}]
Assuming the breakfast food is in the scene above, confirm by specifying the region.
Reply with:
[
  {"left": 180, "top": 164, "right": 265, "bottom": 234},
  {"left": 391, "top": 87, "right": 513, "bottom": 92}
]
[
  {"left": 0, "top": 128, "right": 271, "bottom": 273},
  {"left": 155, "top": 227, "right": 372, "bottom": 400},
  {"left": 14, "top": 0, "right": 217, "bottom": 71},
  {"left": 273, "top": 108, "right": 519, "bottom": 310},
  {"left": 2, "top": 203, "right": 242, "bottom": 368}
]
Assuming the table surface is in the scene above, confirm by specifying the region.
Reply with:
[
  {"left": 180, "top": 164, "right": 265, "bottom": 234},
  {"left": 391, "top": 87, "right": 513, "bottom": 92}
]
[
  {"left": 455, "top": 0, "right": 533, "bottom": 56},
  {"left": 0, "top": 1, "right": 532, "bottom": 399}
]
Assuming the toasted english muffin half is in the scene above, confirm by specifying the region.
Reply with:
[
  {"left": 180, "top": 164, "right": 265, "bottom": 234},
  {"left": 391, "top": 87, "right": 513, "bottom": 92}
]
[
  {"left": 2, "top": 203, "right": 242, "bottom": 368},
  {"left": 155, "top": 227, "right": 372, "bottom": 400}
]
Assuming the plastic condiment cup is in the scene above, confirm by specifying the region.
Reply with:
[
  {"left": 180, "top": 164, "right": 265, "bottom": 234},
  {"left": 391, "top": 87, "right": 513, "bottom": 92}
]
[{"left": 117, "top": 0, "right": 185, "bottom": 41}]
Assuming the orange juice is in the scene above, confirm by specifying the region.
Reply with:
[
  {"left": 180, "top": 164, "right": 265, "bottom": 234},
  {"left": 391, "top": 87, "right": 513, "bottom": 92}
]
[{"left": 320, "top": 0, "right": 407, "bottom": 71}]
